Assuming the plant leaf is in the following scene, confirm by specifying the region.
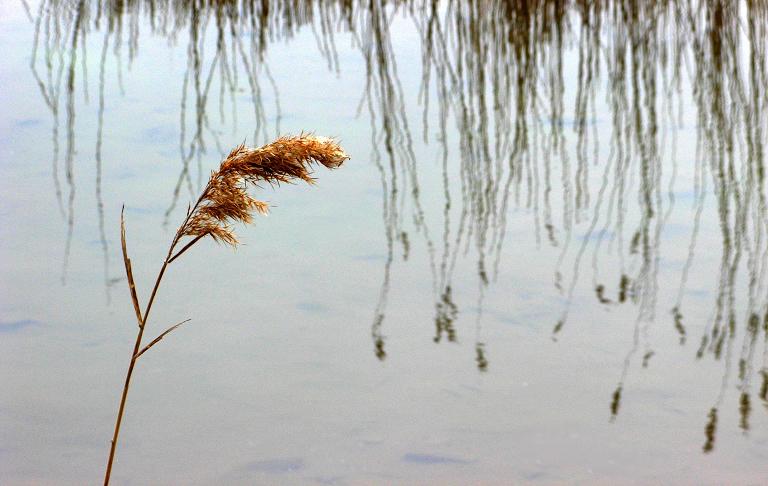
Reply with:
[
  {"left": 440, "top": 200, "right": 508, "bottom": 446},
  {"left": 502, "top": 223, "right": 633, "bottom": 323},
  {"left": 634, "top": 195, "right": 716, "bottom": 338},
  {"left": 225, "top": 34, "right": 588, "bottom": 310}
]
[
  {"left": 121, "top": 206, "right": 143, "bottom": 327},
  {"left": 133, "top": 319, "right": 192, "bottom": 359}
]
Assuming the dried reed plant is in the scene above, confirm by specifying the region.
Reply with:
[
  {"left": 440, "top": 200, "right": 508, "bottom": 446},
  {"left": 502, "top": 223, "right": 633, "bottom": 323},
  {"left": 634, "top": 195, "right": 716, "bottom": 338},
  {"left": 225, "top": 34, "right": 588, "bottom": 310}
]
[{"left": 104, "top": 134, "right": 348, "bottom": 485}]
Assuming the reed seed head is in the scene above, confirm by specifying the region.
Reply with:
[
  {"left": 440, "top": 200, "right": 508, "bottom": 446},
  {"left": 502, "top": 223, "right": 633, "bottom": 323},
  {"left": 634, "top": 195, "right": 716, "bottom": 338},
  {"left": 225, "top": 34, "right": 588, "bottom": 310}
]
[{"left": 180, "top": 134, "right": 348, "bottom": 246}]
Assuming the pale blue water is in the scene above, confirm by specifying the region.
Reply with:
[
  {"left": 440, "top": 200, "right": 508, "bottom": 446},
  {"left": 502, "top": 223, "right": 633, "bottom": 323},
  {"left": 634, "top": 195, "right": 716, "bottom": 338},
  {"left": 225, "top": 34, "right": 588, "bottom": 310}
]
[{"left": 1, "top": 1, "right": 767, "bottom": 484}]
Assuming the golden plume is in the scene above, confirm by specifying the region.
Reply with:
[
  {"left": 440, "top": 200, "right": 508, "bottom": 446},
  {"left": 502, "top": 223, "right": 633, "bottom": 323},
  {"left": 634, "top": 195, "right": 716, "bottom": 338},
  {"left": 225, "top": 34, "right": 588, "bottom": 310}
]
[{"left": 179, "top": 134, "right": 348, "bottom": 247}]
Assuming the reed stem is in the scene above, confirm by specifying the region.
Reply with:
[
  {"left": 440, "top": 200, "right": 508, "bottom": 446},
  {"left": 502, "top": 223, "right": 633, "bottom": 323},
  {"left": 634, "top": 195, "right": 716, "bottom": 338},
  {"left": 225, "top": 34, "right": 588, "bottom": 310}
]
[
  {"left": 104, "top": 194, "right": 207, "bottom": 485},
  {"left": 103, "top": 323, "right": 145, "bottom": 485},
  {"left": 104, "top": 255, "right": 171, "bottom": 485}
]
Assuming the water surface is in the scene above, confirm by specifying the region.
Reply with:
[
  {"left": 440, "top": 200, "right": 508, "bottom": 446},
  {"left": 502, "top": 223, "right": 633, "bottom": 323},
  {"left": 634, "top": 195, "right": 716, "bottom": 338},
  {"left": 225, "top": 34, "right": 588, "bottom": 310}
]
[{"left": 1, "top": 1, "right": 767, "bottom": 484}]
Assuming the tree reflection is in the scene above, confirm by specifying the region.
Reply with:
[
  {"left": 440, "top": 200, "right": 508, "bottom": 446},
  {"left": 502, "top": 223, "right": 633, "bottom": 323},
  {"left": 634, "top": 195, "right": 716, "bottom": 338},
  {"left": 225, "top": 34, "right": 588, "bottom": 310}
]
[{"left": 30, "top": 0, "right": 768, "bottom": 451}]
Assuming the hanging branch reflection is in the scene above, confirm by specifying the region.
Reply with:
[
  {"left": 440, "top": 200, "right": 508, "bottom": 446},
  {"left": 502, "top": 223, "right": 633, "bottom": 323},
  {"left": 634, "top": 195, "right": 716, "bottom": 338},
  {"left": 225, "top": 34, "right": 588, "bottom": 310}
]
[{"left": 29, "top": 0, "right": 768, "bottom": 447}]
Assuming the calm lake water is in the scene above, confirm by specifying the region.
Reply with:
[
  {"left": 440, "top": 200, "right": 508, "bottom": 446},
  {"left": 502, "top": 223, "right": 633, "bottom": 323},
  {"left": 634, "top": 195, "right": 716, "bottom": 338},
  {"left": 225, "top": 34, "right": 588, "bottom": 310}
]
[{"left": 1, "top": 1, "right": 767, "bottom": 484}]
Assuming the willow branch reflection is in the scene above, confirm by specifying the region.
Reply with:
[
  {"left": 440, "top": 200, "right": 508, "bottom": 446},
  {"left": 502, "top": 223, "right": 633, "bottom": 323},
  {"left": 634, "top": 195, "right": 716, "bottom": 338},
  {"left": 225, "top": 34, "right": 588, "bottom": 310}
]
[
  {"left": 410, "top": 0, "right": 768, "bottom": 448},
  {"left": 29, "top": 0, "right": 768, "bottom": 451}
]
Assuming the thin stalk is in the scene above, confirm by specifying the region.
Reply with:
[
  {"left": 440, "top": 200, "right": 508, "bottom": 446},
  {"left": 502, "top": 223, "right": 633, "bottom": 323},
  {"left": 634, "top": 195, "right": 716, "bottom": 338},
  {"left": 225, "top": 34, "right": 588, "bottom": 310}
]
[
  {"left": 168, "top": 232, "right": 208, "bottom": 264},
  {"left": 103, "top": 314, "right": 147, "bottom": 485},
  {"left": 103, "top": 257, "right": 169, "bottom": 485},
  {"left": 104, "top": 193, "right": 212, "bottom": 485}
]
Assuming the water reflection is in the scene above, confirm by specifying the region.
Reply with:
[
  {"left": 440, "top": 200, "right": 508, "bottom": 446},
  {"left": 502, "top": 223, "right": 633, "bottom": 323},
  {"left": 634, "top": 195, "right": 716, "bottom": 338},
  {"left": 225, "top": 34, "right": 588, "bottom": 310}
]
[{"left": 29, "top": 0, "right": 768, "bottom": 453}]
